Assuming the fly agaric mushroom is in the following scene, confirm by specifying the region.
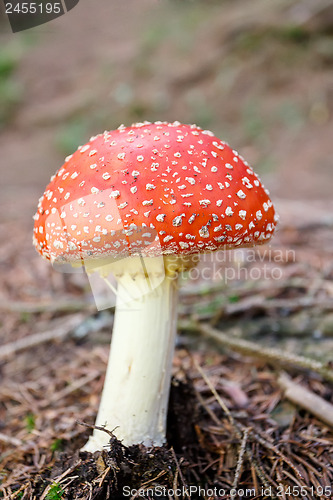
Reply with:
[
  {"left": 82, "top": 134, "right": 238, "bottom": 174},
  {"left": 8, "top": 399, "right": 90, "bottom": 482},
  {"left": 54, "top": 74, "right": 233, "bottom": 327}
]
[{"left": 33, "top": 121, "right": 278, "bottom": 451}]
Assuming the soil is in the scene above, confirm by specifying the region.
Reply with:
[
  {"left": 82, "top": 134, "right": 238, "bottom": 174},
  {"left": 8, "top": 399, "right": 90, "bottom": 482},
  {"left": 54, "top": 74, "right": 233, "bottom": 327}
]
[{"left": 0, "top": 0, "right": 333, "bottom": 498}]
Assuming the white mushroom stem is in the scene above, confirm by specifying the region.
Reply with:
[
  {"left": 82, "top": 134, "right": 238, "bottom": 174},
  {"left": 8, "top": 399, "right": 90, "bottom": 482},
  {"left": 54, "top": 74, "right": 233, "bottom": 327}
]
[{"left": 82, "top": 256, "right": 193, "bottom": 452}]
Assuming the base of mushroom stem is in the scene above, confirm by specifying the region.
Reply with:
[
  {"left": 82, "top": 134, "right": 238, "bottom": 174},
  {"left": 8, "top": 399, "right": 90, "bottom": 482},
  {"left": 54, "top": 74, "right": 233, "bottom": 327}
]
[{"left": 82, "top": 265, "right": 183, "bottom": 452}]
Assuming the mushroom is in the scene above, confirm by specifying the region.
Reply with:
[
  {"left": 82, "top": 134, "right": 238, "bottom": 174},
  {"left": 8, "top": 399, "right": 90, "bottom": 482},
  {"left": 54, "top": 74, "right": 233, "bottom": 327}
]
[{"left": 33, "top": 121, "right": 278, "bottom": 451}]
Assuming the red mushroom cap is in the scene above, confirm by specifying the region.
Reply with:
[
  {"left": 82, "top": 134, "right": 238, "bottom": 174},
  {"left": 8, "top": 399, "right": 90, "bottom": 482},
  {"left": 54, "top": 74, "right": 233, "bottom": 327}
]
[{"left": 33, "top": 121, "right": 278, "bottom": 264}]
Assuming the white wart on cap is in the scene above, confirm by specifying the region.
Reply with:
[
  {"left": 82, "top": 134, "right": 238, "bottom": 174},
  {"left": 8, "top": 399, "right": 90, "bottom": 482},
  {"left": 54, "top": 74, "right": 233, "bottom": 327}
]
[{"left": 33, "top": 121, "right": 278, "bottom": 262}]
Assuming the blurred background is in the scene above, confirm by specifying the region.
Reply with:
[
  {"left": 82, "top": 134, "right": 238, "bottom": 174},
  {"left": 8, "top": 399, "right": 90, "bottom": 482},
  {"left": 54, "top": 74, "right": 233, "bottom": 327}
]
[{"left": 1, "top": 0, "right": 333, "bottom": 219}]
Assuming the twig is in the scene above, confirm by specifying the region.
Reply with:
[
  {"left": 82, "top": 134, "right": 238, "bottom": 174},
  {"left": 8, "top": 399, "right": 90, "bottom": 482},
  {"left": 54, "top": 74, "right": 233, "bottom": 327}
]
[
  {"left": 278, "top": 373, "right": 333, "bottom": 428},
  {"left": 194, "top": 386, "right": 222, "bottom": 428},
  {"left": 246, "top": 427, "right": 303, "bottom": 480},
  {"left": 139, "top": 470, "right": 167, "bottom": 490},
  {"left": 170, "top": 448, "right": 190, "bottom": 499},
  {"left": 196, "top": 322, "right": 333, "bottom": 383},
  {"left": 192, "top": 356, "right": 234, "bottom": 427},
  {"left": 180, "top": 277, "right": 315, "bottom": 299},
  {"left": 0, "top": 299, "right": 93, "bottom": 314},
  {"left": 39, "top": 461, "right": 82, "bottom": 500},
  {"left": 231, "top": 428, "right": 249, "bottom": 498},
  {"left": 219, "top": 295, "right": 333, "bottom": 318},
  {"left": 77, "top": 421, "right": 119, "bottom": 441},
  {"left": 0, "top": 432, "right": 23, "bottom": 447},
  {"left": 192, "top": 359, "right": 290, "bottom": 491},
  {"left": 0, "top": 314, "right": 85, "bottom": 361},
  {"left": 39, "top": 371, "right": 101, "bottom": 408},
  {"left": 275, "top": 468, "right": 287, "bottom": 500},
  {"left": 97, "top": 466, "right": 111, "bottom": 488}
]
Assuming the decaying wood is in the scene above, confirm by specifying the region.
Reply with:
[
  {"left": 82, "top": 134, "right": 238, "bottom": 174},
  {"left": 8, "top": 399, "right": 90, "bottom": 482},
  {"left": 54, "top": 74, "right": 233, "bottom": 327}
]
[
  {"left": 278, "top": 373, "right": 333, "bottom": 428},
  {"left": 194, "top": 322, "right": 333, "bottom": 383}
]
